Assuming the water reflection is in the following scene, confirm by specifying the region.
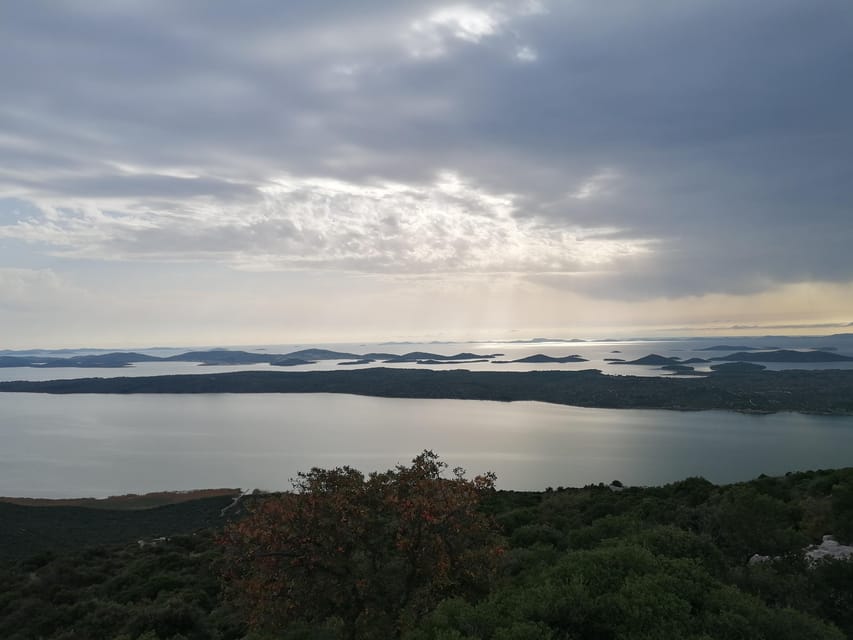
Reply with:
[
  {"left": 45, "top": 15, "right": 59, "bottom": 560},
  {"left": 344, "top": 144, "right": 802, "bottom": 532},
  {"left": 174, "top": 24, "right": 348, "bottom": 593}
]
[{"left": 1, "top": 393, "right": 851, "bottom": 497}]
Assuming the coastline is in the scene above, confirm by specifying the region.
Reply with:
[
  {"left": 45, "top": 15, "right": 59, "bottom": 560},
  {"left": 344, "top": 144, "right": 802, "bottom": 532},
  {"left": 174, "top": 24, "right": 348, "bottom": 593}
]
[{"left": 1, "top": 367, "right": 852, "bottom": 416}]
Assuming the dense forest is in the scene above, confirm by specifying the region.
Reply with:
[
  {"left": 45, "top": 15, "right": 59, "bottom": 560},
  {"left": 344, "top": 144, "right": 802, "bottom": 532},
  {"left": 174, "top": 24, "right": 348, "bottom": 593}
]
[
  {"left": 3, "top": 367, "right": 853, "bottom": 414},
  {"left": 1, "top": 457, "right": 852, "bottom": 639}
]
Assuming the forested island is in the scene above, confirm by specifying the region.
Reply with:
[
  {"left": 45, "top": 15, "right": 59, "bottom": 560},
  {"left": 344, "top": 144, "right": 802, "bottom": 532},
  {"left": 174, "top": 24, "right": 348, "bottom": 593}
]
[
  {"left": 3, "top": 367, "right": 853, "bottom": 414},
  {"left": 1, "top": 459, "right": 851, "bottom": 639}
]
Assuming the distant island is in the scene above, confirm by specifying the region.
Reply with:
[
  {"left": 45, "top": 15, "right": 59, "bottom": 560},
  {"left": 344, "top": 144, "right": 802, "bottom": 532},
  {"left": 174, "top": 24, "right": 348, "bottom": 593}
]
[
  {"left": 709, "top": 362, "right": 767, "bottom": 373},
  {"left": 3, "top": 368, "right": 853, "bottom": 415},
  {"left": 0, "top": 352, "right": 162, "bottom": 369},
  {"left": 711, "top": 349, "right": 853, "bottom": 363},
  {"left": 270, "top": 357, "right": 316, "bottom": 367},
  {"left": 504, "top": 337, "right": 586, "bottom": 343},
  {"left": 698, "top": 345, "right": 777, "bottom": 351},
  {"left": 383, "top": 352, "right": 500, "bottom": 363},
  {"left": 0, "top": 348, "right": 500, "bottom": 368},
  {"left": 492, "top": 354, "right": 588, "bottom": 364},
  {"left": 660, "top": 364, "right": 695, "bottom": 373},
  {"left": 3, "top": 346, "right": 852, "bottom": 377},
  {"left": 416, "top": 359, "right": 491, "bottom": 365},
  {"left": 616, "top": 354, "right": 681, "bottom": 366}
]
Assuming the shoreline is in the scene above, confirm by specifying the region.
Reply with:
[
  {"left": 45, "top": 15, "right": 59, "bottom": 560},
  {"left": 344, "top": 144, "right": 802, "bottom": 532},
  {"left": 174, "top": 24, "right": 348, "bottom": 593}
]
[
  {"left": 1, "top": 367, "right": 852, "bottom": 415},
  {"left": 0, "top": 488, "right": 243, "bottom": 510}
]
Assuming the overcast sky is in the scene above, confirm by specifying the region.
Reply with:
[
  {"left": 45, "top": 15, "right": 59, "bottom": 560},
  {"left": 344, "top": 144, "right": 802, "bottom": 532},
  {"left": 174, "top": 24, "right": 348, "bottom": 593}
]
[{"left": 1, "top": 1, "right": 852, "bottom": 347}]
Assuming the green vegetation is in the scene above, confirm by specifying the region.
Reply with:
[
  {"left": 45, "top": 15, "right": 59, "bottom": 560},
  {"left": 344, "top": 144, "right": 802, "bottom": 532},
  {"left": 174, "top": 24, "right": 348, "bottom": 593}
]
[
  {"left": 0, "top": 495, "right": 237, "bottom": 562},
  {"left": 3, "top": 367, "right": 853, "bottom": 414},
  {"left": 0, "top": 532, "right": 244, "bottom": 640},
  {"left": 1, "top": 463, "right": 852, "bottom": 639}
]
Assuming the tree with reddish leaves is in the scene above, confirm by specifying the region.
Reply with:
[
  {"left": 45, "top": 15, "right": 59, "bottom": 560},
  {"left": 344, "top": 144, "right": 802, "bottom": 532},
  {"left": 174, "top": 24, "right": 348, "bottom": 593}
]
[{"left": 219, "top": 451, "right": 503, "bottom": 639}]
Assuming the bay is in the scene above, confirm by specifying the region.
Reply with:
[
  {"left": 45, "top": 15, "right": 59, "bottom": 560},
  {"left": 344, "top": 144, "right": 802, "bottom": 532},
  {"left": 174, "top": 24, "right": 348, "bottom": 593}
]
[{"left": 1, "top": 393, "right": 852, "bottom": 498}]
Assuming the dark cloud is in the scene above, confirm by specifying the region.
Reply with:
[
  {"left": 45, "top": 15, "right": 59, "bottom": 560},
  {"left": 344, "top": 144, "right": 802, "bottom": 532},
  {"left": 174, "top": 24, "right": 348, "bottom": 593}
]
[{"left": 0, "top": 0, "right": 851, "bottom": 298}]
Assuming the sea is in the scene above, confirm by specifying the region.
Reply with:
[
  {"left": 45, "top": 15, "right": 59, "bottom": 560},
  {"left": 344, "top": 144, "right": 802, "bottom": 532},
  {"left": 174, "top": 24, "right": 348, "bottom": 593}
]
[{"left": 1, "top": 336, "right": 852, "bottom": 497}]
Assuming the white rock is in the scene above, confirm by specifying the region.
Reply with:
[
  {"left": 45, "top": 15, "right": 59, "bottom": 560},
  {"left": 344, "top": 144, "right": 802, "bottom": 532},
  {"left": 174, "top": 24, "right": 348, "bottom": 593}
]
[
  {"left": 748, "top": 553, "right": 771, "bottom": 565},
  {"left": 805, "top": 536, "right": 853, "bottom": 563}
]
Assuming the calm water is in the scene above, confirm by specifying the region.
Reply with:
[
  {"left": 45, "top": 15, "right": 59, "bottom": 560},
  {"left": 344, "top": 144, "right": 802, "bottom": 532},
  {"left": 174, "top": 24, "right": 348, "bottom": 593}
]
[{"left": 1, "top": 393, "right": 852, "bottom": 498}]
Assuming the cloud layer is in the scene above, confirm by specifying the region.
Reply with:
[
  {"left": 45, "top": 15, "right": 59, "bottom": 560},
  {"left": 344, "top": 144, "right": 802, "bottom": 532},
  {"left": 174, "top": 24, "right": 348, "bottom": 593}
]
[{"left": 1, "top": 0, "right": 852, "bottom": 344}]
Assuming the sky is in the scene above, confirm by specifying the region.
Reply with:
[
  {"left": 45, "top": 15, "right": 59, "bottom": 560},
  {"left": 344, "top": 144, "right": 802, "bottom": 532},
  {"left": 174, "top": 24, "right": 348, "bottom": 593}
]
[{"left": 1, "top": 0, "right": 852, "bottom": 348}]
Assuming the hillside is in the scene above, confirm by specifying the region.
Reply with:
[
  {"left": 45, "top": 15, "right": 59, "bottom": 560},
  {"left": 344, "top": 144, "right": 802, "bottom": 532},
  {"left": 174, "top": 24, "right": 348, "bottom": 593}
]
[{"left": 1, "top": 467, "right": 851, "bottom": 639}]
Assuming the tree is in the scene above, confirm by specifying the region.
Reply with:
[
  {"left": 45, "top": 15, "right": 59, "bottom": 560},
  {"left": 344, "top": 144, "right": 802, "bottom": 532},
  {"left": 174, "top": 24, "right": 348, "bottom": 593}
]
[
  {"left": 708, "top": 486, "right": 806, "bottom": 562},
  {"left": 219, "top": 451, "right": 502, "bottom": 639}
]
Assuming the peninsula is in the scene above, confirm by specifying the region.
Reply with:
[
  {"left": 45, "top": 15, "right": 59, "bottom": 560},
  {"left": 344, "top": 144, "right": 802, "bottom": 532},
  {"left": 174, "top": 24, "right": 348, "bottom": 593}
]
[{"left": 2, "top": 368, "right": 852, "bottom": 415}]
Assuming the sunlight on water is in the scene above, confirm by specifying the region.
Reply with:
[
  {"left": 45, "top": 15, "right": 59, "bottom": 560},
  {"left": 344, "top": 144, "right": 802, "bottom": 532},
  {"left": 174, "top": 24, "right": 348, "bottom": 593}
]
[{"left": 1, "top": 393, "right": 851, "bottom": 497}]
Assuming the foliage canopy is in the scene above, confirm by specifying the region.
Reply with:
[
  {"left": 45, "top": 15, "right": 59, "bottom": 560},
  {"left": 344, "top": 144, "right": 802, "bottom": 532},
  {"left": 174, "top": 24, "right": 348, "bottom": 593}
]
[
  {"left": 219, "top": 451, "right": 502, "bottom": 639},
  {"left": 2, "top": 464, "right": 852, "bottom": 639}
]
